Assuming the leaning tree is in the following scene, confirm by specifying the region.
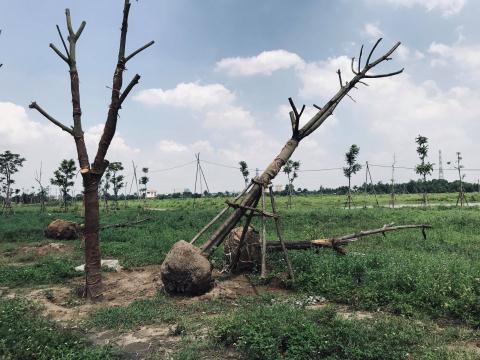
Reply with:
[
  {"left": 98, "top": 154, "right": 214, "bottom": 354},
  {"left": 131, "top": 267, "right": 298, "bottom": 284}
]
[
  {"left": 161, "top": 39, "right": 405, "bottom": 294},
  {"left": 29, "top": 1, "right": 154, "bottom": 299},
  {"left": 343, "top": 144, "right": 361, "bottom": 209}
]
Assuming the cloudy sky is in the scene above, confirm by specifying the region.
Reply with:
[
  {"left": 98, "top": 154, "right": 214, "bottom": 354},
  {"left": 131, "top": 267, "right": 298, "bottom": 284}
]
[{"left": 1, "top": 0, "right": 479, "bottom": 194}]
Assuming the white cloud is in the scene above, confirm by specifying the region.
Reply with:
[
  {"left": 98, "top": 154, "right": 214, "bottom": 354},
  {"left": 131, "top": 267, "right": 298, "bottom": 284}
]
[
  {"left": 0, "top": 102, "right": 141, "bottom": 192},
  {"left": 297, "top": 56, "right": 353, "bottom": 101},
  {"left": 363, "top": 23, "right": 383, "bottom": 38},
  {"left": 133, "top": 82, "right": 235, "bottom": 110},
  {"left": 0, "top": 102, "right": 54, "bottom": 144},
  {"left": 428, "top": 41, "right": 480, "bottom": 78},
  {"left": 135, "top": 82, "right": 256, "bottom": 131},
  {"left": 155, "top": 140, "right": 188, "bottom": 153},
  {"left": 204, "top": 106, "right": 254, "bottom": 129},
  {"left": 379, "top": 0, "right": 466, "bottom": 16},
  {"left": 215, "top": 50, "right": 304, "bottom": 76}
]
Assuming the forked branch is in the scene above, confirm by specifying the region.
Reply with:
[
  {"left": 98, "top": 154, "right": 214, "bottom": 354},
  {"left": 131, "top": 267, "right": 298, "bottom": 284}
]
[{"left": 296, "top": 38, "right": 403, "bottom": 139}]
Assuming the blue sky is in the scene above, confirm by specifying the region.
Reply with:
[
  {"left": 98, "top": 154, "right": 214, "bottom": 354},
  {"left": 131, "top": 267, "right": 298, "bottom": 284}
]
[{"left": 1, "top": 0, "right": 479, "bottom": 194}]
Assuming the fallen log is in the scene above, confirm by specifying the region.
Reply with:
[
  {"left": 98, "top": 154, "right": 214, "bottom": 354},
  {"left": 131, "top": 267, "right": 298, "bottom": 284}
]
[
  {"left": 266, "top": 224, "right": 431, "bottom": 255},
  {"left": 100, "top": 217, "right": 151, "bottom": 230}
]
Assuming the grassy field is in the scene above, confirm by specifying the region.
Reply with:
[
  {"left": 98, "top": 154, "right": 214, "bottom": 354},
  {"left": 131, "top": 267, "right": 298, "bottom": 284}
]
[{"left": 0, "top": 193, "right": 479, "bottom": 359}]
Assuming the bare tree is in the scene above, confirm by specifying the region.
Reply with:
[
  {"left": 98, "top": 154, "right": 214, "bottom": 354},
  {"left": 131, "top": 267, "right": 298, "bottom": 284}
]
[
  {"left": 239, "top": 161, "right": 249, "bottom": 188},
  {"left": 34, "top": 162, "right": 47, "bottom": 213},
  {"left": 29, "top": 1, "right": 154, "bottom": 299},
  {"left": 343, "top": 144, "right": 361, "bottom": 209},
  {"left": 193, "top": 39, "right": 404, "bottom": 257},
  {"left": 283, "top": 159, "right": 300, "bottom": 208},
  {"left": 0, "top": 151, "right": 26, "bottom": 215}
]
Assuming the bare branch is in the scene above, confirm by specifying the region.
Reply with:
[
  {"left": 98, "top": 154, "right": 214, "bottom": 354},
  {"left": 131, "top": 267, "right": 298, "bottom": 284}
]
[
  {"left": 49, "top": 43, "right": 69, "bottom": 64},
  {"left": 56, "top": 25, "right": 70, "bottom": 59},
  {"left": 289, "top": 111, "right": 296, "bottom": 133},
  {"left": 313, "top": 104, "right": 322, "bottom": 111},
  {"left": 358, "top": 45, "right": 363, "bottom": 73},
  {"left": 367, "top": 41, "right": 402, "bottom": 68},
  {"left": 346, "top": 93, "right": 356, "bottom": 103},
  {"left": 364, "top": 68, "right": 404, "bottom": 78},
  {"left": 351, "top": 57, "right": 358, "bottom": 75},
  {"left": 337, "top": 69, "right": 343, "bottom": 87},
  {"left": 288, "top": 97, "right": 299, "bottom": 118},
  {"left": 125, "top": 40, "right": 155, "bottom": 62},
  {"left": 65, "top": 9, "right": 74, "bottom": 36},
  {"left": 29, "top": 102, "right": 73, "bottom": 135},
  {"left": 119, "top": 74, "right": 141, "bottom": 105},
  {"left": 366, "top": 38, "right": 382, "bottom": 66},
  {"left": 298, "top": 104, "right": 305, "bottom": 118},
  {"left": 75, "top": 21, "right": 86, "bottom": 39}
]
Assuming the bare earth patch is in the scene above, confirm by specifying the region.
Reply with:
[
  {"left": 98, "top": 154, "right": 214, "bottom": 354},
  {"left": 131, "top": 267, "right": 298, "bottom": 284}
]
[
  {"left": 15, "top": 265, "right": 162, "bottom": 322},
  {"left": 4, "top": 242, "right": 73, "bottom": 258}
]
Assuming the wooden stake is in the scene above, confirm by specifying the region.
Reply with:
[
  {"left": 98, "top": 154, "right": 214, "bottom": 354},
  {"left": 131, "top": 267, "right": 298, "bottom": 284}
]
[
  {"left": 268, "top": 185, "right": 294, "bottom": 280},
  {"left": 260, "top": 186, "right": 267, "bottom": 279}
]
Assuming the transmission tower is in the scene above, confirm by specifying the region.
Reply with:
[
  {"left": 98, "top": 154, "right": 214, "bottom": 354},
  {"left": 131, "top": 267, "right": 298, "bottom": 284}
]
[{"left": 438, "top": 150, "right": 444, "bottom": 180}]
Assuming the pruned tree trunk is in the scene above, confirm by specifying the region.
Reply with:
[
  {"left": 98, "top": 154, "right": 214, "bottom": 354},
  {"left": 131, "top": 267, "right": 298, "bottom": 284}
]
[
  {"left": 29, "top": 0, "right": 154, "bottom": 300},
  {"left": 83, "top": 176, "right": 102, "bottom": 297}
]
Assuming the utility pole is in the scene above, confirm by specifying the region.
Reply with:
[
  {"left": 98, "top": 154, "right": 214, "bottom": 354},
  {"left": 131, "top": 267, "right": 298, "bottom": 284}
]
[
  {"left": 193, "top": 153, "right": 210, "bottom": 207},
  {"left": 390, "top": 154, "right": 396, "bottom": 208},
  {"left": 455, "top": 152, "right": 468, "bottom": 207}
]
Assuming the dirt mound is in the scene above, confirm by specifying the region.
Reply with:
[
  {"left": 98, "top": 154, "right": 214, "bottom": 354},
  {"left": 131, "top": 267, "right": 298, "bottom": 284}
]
[
  {"left": 160, "top": 240, "right": 213, "bottom": 295},
  {"left": 44, "top": 219, "right": 80, "bottom": 240},
  {"left": 224, "top": 226, "right": 261, "bottom": 271}
]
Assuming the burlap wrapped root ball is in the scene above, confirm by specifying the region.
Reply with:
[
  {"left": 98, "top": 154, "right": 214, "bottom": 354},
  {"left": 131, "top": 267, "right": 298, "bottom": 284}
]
[
  {"left": 160, "top": 240, "right": 213, "bottom": 295},
  {"left": 224, "top": 226, "right": 261, "bottom": 272},
  {"left": 44, "top": 219, "right": 80, "bottom": 240}
]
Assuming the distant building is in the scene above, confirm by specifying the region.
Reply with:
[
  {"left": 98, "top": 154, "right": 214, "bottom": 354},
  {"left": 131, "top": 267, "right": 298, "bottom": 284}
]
[
  {"left": 146, "top": 189, "right": 157, "bottom": 198},
  {"left": 274, "top": 184, "right": 284, "bottom": 193}
]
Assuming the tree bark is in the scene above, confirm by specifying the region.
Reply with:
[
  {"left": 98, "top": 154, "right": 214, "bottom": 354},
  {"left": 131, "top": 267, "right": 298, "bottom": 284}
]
[{"left": 83, "top": 174, "right": 103, "bottom": 299}]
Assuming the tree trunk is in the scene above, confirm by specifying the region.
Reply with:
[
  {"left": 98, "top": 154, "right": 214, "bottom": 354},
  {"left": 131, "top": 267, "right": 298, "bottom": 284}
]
[
  {"left": 200, "top": 139, "right": 298, "bottom": 256},
  {"left": 82, "top": 174, "right": 103, "bottom": 299}
]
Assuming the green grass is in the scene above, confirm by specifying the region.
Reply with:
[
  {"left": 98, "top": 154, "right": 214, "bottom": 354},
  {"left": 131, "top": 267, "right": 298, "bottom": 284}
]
[
  {"left": 213, "top": 304, "right": 477, "bottom": 360},
  {"left": 0, "top": 257, "right": 79, "bottom": 287},
  {"left": 1, "top": 194, "right": 480, "bottom": 358},
  {"left": 0, "top": 298, "right": 117, "bottom": 359}
]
